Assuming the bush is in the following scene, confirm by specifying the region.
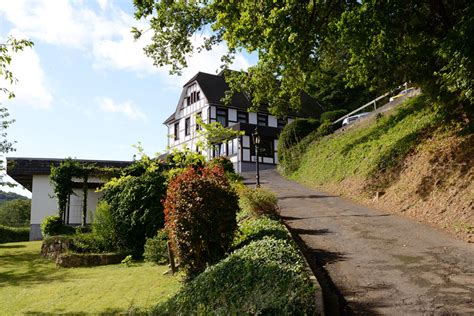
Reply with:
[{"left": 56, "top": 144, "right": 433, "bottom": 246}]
[
  {"left": 70, "top": 233, "right": 111, "bottom": 253},
  {"left": 143, "top": 229, "right": 169, "bottom": 264},
  {"left": 0, "top": 199, "right": 31, "bottom": 227},
  {"left": 40, "top": 215, "right": 75, "bottom": 237},
  {"left": 320, "top": 109, "right": 348, "bottom": 123},
  {"left": 208, "top": 156, "right": 235, "bottom": 174},
  {"left": 153, "top": 237, "right": 316, "bottom": 315},
  {"left": 233, "top": 216, "right": 290, "bottom": 249},
  {"left": 91, "top": 202, "right": 117, "bottom": 252},
  {"left": 278, "top": 118, "right": 320, "bottom": 174},
  {"left": 238, "top": 187, "right": 279, "bottom": 218},
  {"left": 0, "top": 225, "right": 29, "bottom": 243},
  {"left": 164, "top": 165, "right": 239, "bottom": 278},
  {"left": 101, "top": 159, "right": 168, "bottom": 258}
]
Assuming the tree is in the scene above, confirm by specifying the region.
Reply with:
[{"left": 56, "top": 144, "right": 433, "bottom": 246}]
[
  {"left": 0, "top": 37, "right": 34, "bottom": 185},
  {"left": 133, "top": 1, "right": 472, "bottom": 116},
  {"left": 0, "top": 199, "right": 31, "bottom": 227}
]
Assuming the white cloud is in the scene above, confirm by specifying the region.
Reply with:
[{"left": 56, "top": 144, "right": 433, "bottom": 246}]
[
  {"left": 0, "top": 0, "right": 253, "bottom": 85},
  {"left": 97, "top": 97, "right": 146, "bottom": 121},
  {"left": 0, "top": 38, "right": 53, "bottom": 109}
]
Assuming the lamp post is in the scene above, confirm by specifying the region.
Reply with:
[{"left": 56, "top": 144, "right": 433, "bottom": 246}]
[{"left": 252, "top": 127, "right": 261, "bottom": 188}]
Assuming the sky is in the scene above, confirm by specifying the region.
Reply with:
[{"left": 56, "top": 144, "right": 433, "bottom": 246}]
[{"left": 0, "top": 0, "right": 256, "bottom": 195}]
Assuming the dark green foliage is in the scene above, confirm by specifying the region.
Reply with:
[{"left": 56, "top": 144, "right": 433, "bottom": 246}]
[
  {"left": 278, "top": 118, "right": 320, "bottom": 174},
  {"left": 238, "top": 187, "right": 279, "bottom": 218},
  {"left": 40, "top": 215, "right": 75, "bottom": 237},
  {"left": 69, "top": 233, "right": 112, "bottom": 253},
  {"left": 153, "top": 237, "right": 316, "bottom": 315},
  {"left": 0, "top": 199, "right": 30, "bottom": 227},
  {"left": 101, "top": 159, "right": 167, "bottom": 258},
  {"left": 208, "top": 156, "right": 235, "bottom": 174},
  {"left": 143, "top": 229, "right": 169, "bottom": 264},
  {"left": 233, "top": 217, "right": 290, "bottom": 249},
  {"left": 321, "top": 109, "right": 348, "bottom": 123},
  {"left": 164, "top": 165, "right": 239, "bottom": 278},
  {"left": 0, "top": 225, "right": 29, "bottom": 243}
]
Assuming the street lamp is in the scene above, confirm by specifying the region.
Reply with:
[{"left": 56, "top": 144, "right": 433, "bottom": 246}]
[{"left": 252, "top": 127, "right": 261, "bottom": 188}]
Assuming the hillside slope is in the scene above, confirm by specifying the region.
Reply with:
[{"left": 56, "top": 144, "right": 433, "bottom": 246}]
[{"left": 289, "top": 95, "right": 473, "bottom": 242}]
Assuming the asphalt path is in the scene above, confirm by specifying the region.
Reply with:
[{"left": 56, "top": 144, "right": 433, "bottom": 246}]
[{"left": 244, "top": 169, "right": 474, "bottom": 315}]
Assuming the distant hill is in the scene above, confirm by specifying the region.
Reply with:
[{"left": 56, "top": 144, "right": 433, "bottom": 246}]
[{"left": 0, "top": 191, "right": 29, "bottom": 202}]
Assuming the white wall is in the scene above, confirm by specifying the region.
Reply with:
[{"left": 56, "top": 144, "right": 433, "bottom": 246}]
[
  {"left": 31, "top": 175, "right": 103, "bottom": 225},
  {"left": 31, "top": 175, "right": 57, "bottom": 225}
]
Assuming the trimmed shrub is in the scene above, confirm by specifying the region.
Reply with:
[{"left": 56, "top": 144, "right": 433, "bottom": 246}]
[
  {"left": 164, "top": 165, "right": 239, "bottom": 278},
  {"left": 238, "top": 187, "right": 279, "bottom": 218},
  {"left": 40, "top": 215, "right": 75, "bottom": 237},
  {"left": 278, "top": 118, "right": 320, "bottom": 174},
  {"left": 320, "top": 109, "right": 348, "bottom": 123},
  {"left": 153, "top": 237, "right": 316, "bottom": 315},
  {"left": 101, "top": 161, "right": 168, "bottom": 258},
  {"left": 0, "top": 225, "right": 29, "bottom": 243},
  {"left": 70, "top": 233, "right": 111, "bottom": 253},
  {"left": 143, "top": 229, "right": 169, "bottom": 264},
  {"left": 233, "top": 216, "right": 290, "bottom": 249},
  {"left": 208, "top": 156, "right": 235, "bottom": 174}
]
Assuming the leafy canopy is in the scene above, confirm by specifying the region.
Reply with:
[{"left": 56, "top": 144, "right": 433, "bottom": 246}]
[{"left": 133, "top": 1, "right": 472, "bottom": 116}]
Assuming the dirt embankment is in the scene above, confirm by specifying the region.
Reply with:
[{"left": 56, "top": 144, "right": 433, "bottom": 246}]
[{"left": 324, "top": 129, "right": 473, "bottom": 243}]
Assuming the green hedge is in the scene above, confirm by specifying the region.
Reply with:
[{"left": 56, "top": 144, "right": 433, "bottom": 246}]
[
  {"left": 0, "top": 225, "right": 30, "bottom": 243},
  {"left": 152, "top": 215, "right": 316, "bottom": 314},
  {"left": 320, "top": 109, "right": 348, "bottom": 123}
]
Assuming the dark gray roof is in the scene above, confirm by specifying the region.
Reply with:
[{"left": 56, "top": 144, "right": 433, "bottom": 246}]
[
  {"left": 164, "top": 71, "right": 324, "bottom": 124},
  {"left": 6, "top": 157, "right": 132, "bottom": 191}
]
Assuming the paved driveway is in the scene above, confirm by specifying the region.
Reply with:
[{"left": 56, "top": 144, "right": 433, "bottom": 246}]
[{"left": 244, "top": 169, "right": 474, "bottom": 315}]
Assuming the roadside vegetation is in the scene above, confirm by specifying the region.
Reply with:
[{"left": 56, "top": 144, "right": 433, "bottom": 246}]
[
  {"left": 284, "top": 95, "right": 473, "bottom": 242},
  {"left": 153, "top": 186, "right": 317, "bottom": 315}
]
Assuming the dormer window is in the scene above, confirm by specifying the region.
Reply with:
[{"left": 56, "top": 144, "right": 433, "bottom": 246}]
[{"left": 185, "top": 87, "right": 200, "bottom": 106}]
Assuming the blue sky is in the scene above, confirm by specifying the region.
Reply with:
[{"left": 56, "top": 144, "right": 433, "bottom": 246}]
[{"left": 0, "top": 0, "right": 256, "bottom": 195}]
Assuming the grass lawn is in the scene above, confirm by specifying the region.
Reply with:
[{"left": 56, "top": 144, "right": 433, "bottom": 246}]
[{"left": 0, "top": 241, "right": 182, "bottom": 314}]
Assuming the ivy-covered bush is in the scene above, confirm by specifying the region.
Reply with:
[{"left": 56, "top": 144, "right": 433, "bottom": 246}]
[
  {"left": 164, "top": 165, "right": 239, "bottom": 278},
  {"left": 143, "top": 229, "right": 169, "bottom": 264},
  {"left": 208, "top": 156, "right": 235, "bottom": 174},
  {"left": 0, "top": 225, "right": 30, "bottom": 243},
  {"left": 320, "top": 109, "right": 348, "bottom": 123},
  {"left": 238, "top": 187, "right": 279, "bottom": 218},
  {"left": 152, "top": 237, "right": 316, "bottom": 315},
  {"left": 40, "top": 215, "right": 74, "bottom": 237},
  {"left": 101, "top": 158, "right": 168, "bottom": 257}
]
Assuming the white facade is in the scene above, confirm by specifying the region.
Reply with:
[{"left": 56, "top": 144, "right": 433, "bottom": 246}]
[
  {"left": 165, "top": 74, "right": 291, "bottom": 173},
  {"left": 30, "top": 175, "right": 104, "bottom": 240}
]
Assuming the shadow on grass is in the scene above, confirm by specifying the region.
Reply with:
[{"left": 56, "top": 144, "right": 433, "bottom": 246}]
[
  {"left": 24, "top": 308, "right": 131, "bottom": 315},
  {"left": 0, "top": 248, "right": 72, "bottom": 287},
  {"left": 0, "top": 244, "right": 26, "bottom": 249}
]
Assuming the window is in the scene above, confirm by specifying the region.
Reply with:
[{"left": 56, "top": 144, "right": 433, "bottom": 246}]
[
  {"left": 174, "top": 122, "right": 179, "bottom": 140},
  {"left": 277, "top": 118, "right": 286, "bottom": 129},
  {"left": 237, "top": 111, "right": 248, "bottom": 123},
  {"left": 216, "top": 108, "right": 227, "bottom": 127},
  {"left": 185, "top": 117, "right": 190, "bottom": 136},
  {"left": 251, "top": 138, "right": 273, "bottom": 158},
  {"left": 257, "top": 114, "right": 268, "bottom": 126},
  {"left": 196, "top": 112, "right": 202, "bottom": 130}
]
